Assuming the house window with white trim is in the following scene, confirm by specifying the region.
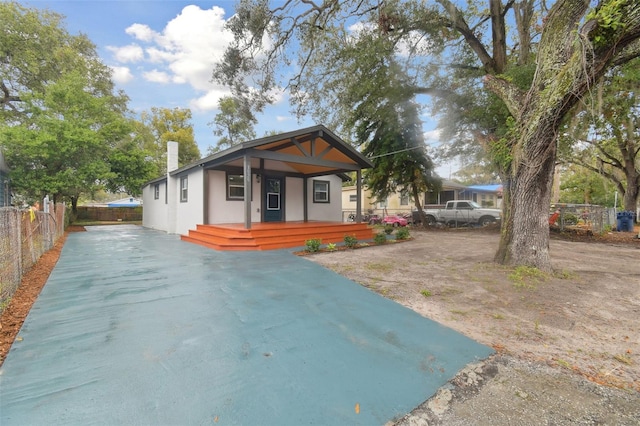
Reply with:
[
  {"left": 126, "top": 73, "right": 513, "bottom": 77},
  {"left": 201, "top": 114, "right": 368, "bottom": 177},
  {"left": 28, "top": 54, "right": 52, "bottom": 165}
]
[
  {"left": 400, "top": 192, "right": 409, "bottom": 206},
  {"left": 154, "top": 184, "right": 160, "bottom": 200},
  {"left": 180, "top": 176, "right": 188, "bottom": 202},
  {"left": 313, "top": 180, "right": 330, "bottom": 203},
  {"left": 378, "top": 199, "right": 388, "bottom": 208},
  {"left": 349, "top": 194, "right": 357, "bottom": 202},
  {"left": 227, "top": 173, "right": 245, "bottom": 200}
]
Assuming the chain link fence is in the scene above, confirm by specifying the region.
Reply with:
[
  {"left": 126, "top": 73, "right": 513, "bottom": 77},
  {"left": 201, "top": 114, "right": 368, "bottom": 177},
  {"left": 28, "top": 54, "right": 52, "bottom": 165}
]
[
  {"left": 550, "top": 204, "right": 616, "bottom": 233},
  {"left": 0, "top": 202, "right": 66, "bottom": 313}
]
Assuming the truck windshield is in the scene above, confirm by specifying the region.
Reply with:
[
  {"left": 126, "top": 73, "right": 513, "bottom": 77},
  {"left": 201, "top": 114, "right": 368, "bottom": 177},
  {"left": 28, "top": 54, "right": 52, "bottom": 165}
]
[{"left": 468, "top": 201, "right": 482, "bottom": 209}]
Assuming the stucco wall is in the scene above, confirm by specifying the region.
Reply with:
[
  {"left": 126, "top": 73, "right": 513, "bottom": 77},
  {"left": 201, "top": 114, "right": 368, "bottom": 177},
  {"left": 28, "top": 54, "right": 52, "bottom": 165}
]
[
  {"left": 285, "top": 177, "right": 304, "bottom": 221},
  {"left": 207, "top": 170, "right": 262, "bottom": 224},
  {"left": 142, "top": 181, "right": 168, "bottom": 231},
  {"left": 307, "top": 175, "right": 343, "bottom": 221},
  {"left": 175, "top": 168, "right": 204, "bottom": 235}
]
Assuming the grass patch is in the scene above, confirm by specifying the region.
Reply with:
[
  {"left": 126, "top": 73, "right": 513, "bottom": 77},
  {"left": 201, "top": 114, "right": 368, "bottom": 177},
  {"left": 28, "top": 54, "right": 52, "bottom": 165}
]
[
  {"left": 420, "top": 289, "right": 432, "bottom": 298},
  {"left": 613, "top": 354, "right": 633, "bottom": 365},
  {"left": 509, "top": 265, "right": 548, "bottom": 289},
  {"left": 365, "top": 262, "right": 394, "bottom": 273},
  {"left": 553, "top": 269, "right": 576, "bottom": 280}
]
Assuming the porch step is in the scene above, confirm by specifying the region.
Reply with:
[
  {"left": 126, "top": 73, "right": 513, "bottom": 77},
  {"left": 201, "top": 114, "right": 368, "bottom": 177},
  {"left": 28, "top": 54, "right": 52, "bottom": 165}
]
[{"left": 181, "top": 222, "right": 375, "bottom": 251}]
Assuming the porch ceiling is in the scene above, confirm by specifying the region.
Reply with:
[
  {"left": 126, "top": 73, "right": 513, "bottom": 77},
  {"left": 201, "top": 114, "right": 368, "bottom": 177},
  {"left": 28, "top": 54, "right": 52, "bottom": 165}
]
[{"left": 177, "top": 125, "right": 372, "bottom": 177}]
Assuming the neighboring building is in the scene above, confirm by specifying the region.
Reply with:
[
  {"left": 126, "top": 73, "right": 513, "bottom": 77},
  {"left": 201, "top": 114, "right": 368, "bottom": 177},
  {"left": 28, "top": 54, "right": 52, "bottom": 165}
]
[
  {"left": 342, "top": 179, "right": 470, "bottom": 218},
  {"left": 107, "top": 197, "right": 142, "bottom": 208},
  {"left": 460, "top": 184, "right": 503, "bottom": 208},
  {"left": 0, "top": 150, "right": 10, "bottom": 207},
  {"left": 142, "top": 125, "right": 373, "bottom": 236}
]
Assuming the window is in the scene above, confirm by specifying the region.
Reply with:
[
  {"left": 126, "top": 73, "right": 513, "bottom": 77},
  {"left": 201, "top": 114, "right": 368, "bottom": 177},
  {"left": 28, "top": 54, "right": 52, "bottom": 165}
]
[
  {"left": 378, "top": 199, "right": 387, "bottom": 208},
  {"left": 154, "top": 184, "right": 160, "bottom": 200},
  {"left": 313, "top": 180, "right": 330, "bottom": 203},
  {"left": 349, "top": 194, "right": 357, "bottom": 202},
  {"left": 400, "top": 192, "right": 409, "bottom": 206},
  {"left": 227, "top": 173, "right": 244, "bottom": 200},
  {"left": 180, "top": 176, "right": 188, "bottom": 202}
]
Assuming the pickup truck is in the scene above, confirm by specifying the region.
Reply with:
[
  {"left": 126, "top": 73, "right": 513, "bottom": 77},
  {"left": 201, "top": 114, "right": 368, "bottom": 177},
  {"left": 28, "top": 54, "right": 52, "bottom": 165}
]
[{"left": 414, "top": 200, "right": 501, "bottom": 227}]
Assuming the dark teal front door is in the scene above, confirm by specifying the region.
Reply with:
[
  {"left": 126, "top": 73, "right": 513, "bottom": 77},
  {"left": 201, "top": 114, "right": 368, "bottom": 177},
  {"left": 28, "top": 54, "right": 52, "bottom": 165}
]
[{"left": 264, "top": 176, "right": 283, "bottom": 222}]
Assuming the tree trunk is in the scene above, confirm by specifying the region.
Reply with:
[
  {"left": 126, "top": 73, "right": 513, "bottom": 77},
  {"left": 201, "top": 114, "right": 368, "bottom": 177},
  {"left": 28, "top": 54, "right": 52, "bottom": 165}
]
[
  {"left": 488, "top": 0, "right": 640, "bottom": 272},
  {"left": 410, "top": 183, "right": 427, "bottom": 228},
  {"left": 623, "top": 172, "right": 639, "bottom": 212},
  {"left": 495, "top": 130, "right": 557, "bottom": 271},
  {"left": 70, "top": 196, "right": 78, "bottom": 215}
]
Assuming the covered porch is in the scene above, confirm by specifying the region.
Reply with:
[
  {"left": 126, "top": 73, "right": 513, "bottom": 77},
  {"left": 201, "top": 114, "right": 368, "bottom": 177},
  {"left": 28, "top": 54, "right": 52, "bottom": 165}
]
[{"left": 181, "top": 221, "right": 374, "bottom": 251}]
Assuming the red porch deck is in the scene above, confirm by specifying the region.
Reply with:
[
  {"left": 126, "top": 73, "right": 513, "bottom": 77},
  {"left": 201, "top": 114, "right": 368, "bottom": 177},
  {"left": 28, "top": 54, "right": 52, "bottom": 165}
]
[{"left": 181, "top": 221, "right": 375, "bottom": 251}]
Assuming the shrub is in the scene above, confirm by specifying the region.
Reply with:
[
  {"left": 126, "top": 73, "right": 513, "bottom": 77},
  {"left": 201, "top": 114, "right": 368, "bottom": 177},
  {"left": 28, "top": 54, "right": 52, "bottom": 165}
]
[
  {"left": 344, "top": 234, "right": 358, "bottom": 248},
  {"left": 326, "top": 243, "right": 337, "bottom": 251},
  {"left": 374, "top": 232, "right": 387, "bottom": 245},
  {"left": 420, "top": 289, "right": 432, "bottom": 298},
  {"left": 304, "top": 238, "right": 322, "bottom": 253},
  {"left": 396, "top": 227, "right": 410, "bottom": 240},
  {"left": 384, "top": 225, "right": 394, "bottom": 235}
]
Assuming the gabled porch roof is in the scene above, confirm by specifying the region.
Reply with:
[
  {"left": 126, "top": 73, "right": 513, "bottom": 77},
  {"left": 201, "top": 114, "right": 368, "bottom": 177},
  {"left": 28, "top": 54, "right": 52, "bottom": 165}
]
[
  {"left": 173, "top": 125, "right": 372, "bottom": 229},
  {"left": 171, "top": 124, "right": 373, "bottom": 177}
]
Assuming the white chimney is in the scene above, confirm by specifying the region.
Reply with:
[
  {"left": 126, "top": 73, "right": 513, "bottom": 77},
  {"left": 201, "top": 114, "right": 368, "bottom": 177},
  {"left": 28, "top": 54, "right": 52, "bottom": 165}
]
[
  {"left": 166, "top": 141, "right": 179, "bottom": 234},
  {"left": 167, "top": 141, "right": 179, "bottom": 173}
]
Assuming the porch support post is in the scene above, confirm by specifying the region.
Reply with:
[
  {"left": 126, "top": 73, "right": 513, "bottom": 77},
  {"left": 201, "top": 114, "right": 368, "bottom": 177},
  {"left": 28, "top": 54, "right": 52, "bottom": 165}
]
[
  {"left": 356, "top": 169, "right": 362, "bottom": 222},
  {"left": 243, "top": 153, "right": 252, "bottom": 229},
  {"left": 303, "top": 177, "right": 308, "bottom": 222}
]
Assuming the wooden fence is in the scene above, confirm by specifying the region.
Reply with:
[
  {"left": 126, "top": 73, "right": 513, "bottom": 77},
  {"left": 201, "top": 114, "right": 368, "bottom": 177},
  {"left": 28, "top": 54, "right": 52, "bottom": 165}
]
[{"left": 75, "top": 206, "right": 142, "bottom": 222}]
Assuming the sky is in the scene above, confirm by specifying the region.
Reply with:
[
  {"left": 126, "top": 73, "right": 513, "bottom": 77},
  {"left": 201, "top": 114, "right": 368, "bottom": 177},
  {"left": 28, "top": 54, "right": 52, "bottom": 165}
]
[{"left": 19, "top": 0, "right": 455, "bottom": 177}]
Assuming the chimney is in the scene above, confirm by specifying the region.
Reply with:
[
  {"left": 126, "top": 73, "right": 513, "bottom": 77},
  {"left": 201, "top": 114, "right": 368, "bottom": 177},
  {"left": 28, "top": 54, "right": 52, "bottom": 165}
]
[
  {"left": 166, "top": 141, "right": 179, "bottom": 234},
  {"left": 167, "top": 141, "right": 179, "bottom": 174}
]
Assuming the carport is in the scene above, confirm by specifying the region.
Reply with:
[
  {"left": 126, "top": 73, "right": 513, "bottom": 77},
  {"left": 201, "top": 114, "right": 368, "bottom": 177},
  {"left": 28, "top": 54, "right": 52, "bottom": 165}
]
[{"left": 0, "top": 225, "right": 492, "bottom": 425}]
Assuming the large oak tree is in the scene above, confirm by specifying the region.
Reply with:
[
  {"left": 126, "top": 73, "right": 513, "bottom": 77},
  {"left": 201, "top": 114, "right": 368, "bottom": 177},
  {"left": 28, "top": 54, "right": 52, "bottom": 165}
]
[{"left": 215, "top": 0, "right": 640, "bottom": 271}]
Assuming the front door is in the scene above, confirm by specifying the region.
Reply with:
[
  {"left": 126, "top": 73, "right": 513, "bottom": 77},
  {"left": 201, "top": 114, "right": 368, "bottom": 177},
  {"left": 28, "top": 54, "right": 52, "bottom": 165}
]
[{"left": 264, "top": 176, "right": 283, "bottom": 222}]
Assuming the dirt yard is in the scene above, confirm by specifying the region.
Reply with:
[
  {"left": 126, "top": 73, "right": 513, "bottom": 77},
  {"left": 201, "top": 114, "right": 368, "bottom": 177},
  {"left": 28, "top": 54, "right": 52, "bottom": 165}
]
[
  {"left": 2, "top": 225, "right": 639, "bottom": 424},
  {"left": 307, "top": 227, "right": 640, "bottom": 425}
]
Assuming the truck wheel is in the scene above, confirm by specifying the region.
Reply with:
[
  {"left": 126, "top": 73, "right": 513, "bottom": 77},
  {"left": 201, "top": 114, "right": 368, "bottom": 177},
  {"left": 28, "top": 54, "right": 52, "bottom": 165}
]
[
  {"left": 479, "top": 216, "right": 495, "bottom": 226},
  {"left": 425, "top": 215, "right": 436, "bottom": 226}
]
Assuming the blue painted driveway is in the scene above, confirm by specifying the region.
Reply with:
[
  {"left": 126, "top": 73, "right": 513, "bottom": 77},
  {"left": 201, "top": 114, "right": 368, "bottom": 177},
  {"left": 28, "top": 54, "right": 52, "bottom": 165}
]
[{"left": 0, "top": 225, "right": 492, "bottom": 425}]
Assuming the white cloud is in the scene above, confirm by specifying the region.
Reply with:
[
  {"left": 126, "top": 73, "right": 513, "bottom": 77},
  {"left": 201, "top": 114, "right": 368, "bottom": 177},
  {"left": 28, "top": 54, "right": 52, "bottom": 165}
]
[
  {"left": 115, "top": 5, "right": 237, "bottom": 111},
  {"left": 146, "top": 47, "right": 176, "bottom": 64},
  {"left": 110, "top": 66, "right": 134, "bottom": 84},
  {"left": 190, "top": 87, "right": 230, "bottom": 112},
  {"left": 276, "top": 116, "right": 292, "bottom": 122},
  {"left": 143, "top": 69, "right": 171, "bottom": 83},
  {"left": 107, "top": 44, "right": 144, "bottom": 63},
  {"left": 125, "top": 23, "right": 156, "bottom": 42},
  {"left": 423, "top": 129, "right": 442, "bottom": 145}
]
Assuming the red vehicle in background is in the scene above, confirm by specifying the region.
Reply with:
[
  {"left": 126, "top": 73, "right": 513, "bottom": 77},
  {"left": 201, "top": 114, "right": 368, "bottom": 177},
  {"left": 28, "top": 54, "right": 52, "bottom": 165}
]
[{"left": 382, "top": 215, "right": 408, "bottom": 227}]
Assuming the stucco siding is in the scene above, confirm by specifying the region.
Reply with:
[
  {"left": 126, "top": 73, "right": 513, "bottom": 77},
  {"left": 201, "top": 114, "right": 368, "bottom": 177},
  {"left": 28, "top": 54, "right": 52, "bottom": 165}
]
[
  {"left": 207, "top": 170, "right": 262, "bottom": 224},
  {"left": 285, "top": 177, "right": 304, "bottom": 221},
  {"left": 308, "top": 175, "right": 342, "bottom": 221},
  {"left": 142, "top": 181, "right": 168, "bottom": 231},
  {"left": 175, "top": 168, "right": 204, "bottom": 235}
]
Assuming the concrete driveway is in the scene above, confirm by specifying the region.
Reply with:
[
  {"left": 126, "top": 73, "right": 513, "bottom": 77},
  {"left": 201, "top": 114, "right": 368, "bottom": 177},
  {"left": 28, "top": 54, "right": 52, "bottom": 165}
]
[{"left": 0, "top": 225, "right": 492, "bottom": 425}]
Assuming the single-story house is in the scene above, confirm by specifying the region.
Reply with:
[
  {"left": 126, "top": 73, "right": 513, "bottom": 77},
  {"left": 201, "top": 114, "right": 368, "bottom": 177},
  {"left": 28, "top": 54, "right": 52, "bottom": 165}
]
[
  {"left": 107, "top": 197, "right": 142, "bottom": 208},
  {"left": 141, "top": 125, "right": 375, "bottom": 250},
  {"left": 342, "top": 179, "right": 471, "bottom": 219},
  {"left": 459, "top": 184, "right": 503, "bottom": 208},
  {"left": 0, "top": 150, "right": 10, "bottom": 207}
]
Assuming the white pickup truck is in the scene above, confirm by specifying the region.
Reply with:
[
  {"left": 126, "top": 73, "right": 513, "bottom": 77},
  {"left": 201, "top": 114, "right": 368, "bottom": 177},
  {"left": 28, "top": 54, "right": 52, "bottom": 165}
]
[{"left": 416, "top": 200, "right": 501, "bottom": 227}]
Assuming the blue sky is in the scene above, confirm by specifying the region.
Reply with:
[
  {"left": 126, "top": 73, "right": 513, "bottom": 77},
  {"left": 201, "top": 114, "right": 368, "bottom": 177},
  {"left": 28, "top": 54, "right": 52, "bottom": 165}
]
[{"left": 20, "top": 0, "right": 454, "bottom": 175}]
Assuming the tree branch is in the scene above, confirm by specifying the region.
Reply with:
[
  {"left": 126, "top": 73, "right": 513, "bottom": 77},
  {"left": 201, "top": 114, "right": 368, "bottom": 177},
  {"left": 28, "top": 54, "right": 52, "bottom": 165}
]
[
  {"left": 435, "top": 0, "right": 498, "bottom": 73},
  {"left": 483, "top": 75, "right": 524, "bottom": 119}
]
